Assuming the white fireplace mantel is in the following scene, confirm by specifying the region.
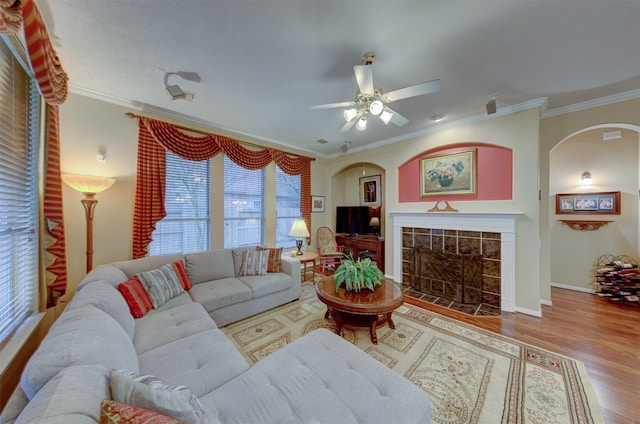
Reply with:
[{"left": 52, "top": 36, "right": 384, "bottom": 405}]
[{"left": 390, "top": 211, "right": 522, "bottom": 312}]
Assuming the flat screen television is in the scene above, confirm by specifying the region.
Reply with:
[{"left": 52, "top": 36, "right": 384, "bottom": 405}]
[{"left": 336, "top": 206, "right": 370, "bottom": 235}]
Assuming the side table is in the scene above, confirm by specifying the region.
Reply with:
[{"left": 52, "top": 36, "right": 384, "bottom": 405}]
[{"left": 288, "top": 251, "right": 318, "bottom": 282}]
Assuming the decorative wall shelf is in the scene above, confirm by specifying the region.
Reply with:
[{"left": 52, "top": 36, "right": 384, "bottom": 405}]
[{"left": 559, "top": 220, "right": 612, "bottom": 231}]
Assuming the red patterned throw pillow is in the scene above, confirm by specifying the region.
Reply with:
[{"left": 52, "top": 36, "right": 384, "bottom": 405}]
[
  {"left": 257, "top": 246, "right": 283, "bottom": 273},
  {"left": 100, "top": 399, "right": 182, "bottom": 424},
  {"left": 118, "top": 276, "right": 153, "bottom": 318},
  {"left": 171, "top": 260, "right": 193, "bottom": 290}
]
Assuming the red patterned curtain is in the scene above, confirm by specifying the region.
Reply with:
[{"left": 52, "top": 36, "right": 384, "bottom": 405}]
[
  {"left": 1, "top": 0, "right": 69, "bottom": 306},
  {"left": 133, "top": 117, "right": 313, "bottom": 259}
]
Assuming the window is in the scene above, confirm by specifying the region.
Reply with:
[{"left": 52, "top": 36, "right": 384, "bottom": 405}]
[
  {"left": 0, "top": 37, "right": 41, "bottom": 343},
  {"left": 223, "top": 155, "right": 265, "bottom": 248},
  {"left": 149, "top": 152, "right": 210, "bottom": 256},
  {"left": 275, "top": 166, "right": 301, "bottom": 248}
]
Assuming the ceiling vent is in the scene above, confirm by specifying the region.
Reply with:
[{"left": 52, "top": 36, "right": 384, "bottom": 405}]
[{"left": 602, "top": 130, "right": 622, "bottom": 141}]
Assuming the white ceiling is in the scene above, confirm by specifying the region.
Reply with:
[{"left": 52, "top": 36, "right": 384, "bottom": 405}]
[{"left": 37, "top": 0, "right": 640, "bottom": 157}]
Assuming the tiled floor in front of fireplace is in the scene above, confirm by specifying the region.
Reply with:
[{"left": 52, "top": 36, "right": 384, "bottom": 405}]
[{"left": 401, "top": 282, "right": 503, "bottom": 317}]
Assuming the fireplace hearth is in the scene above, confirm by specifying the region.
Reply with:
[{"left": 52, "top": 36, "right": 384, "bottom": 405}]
[{"left": 413, "top": 248, "right": 483, "bottom": 303}]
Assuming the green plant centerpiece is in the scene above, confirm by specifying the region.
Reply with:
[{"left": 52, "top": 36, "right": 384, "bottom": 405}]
[{"left": 333, "top": 255, "right": 384, "bottom": 292}]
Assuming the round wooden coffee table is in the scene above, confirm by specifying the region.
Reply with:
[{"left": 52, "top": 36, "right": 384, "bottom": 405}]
[{"left": 315, "top": 276, "right": 404, "bottom": 344}]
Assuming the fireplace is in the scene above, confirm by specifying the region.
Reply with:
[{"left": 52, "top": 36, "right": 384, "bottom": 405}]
[
  {"left": 391, "top": 212, "right": 520, "bottom": 312},
  {"left": 413, "top": 248, "right": 483, "bottom": 303}
]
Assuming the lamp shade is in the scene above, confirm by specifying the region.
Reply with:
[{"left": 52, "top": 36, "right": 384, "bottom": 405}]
[
  {"left": 581, "top": 171, "right": 592, "bottom": 185},
  {"left": 288, "top": 220, "right": 310, "bottom": 238},
  {"left": 62, "top": 173, "right": 115, "bottom": 194},
  {"left": 369, "top": 217, "right": 380, "bottom": 227}
]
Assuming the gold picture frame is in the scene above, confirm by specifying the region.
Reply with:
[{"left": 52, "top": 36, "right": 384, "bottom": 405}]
[{"left": 420, "top": 149, "right": 477, "bottom": 196}]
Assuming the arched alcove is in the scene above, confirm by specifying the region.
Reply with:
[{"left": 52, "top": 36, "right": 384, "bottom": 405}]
[
  {"left": 330, "top": 162, "right": 385, "bottom": 234},
  {"left": 549, "top": 124, "right": 640, "bottom": 291}
]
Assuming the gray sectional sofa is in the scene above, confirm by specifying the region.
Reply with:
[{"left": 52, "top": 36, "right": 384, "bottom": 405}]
[{"left": 1, "top": 248, "right": 431, "bottom": 423}]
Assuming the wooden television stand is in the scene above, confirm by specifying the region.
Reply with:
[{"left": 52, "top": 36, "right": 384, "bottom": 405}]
[{"left": 335, "top": 234, "right": 385, "bottom": 273}]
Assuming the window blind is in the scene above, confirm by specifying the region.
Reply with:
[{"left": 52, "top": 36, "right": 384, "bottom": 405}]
[
  {"left": 0, "top": 38, "right": 40, "bottom": 343},
  {"left": 223, "top": 155, "right": 265, "bottom": 248},
  {"left": 275, "top": 166, "right": 301, "bottom": 248},
  {"left": 149, "top": 152, "right": 210, "bottom": 256}
]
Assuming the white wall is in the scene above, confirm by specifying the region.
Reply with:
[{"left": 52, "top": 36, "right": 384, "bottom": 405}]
[{"left": 327, "top": 108, "right": 542, "bottom": 314}]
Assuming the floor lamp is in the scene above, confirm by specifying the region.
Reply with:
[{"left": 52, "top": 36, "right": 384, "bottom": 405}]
[{"left": 62, "top": 173, "right": 115, "bottom": 273}]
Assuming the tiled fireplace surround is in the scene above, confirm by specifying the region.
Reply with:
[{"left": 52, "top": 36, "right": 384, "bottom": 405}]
[{"left": 392, "top": 212, "right": 519, "bottom": 313}]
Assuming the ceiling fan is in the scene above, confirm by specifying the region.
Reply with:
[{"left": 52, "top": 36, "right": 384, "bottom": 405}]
[{"left": 309, "top": 52, "right": 442, "bottom": 132}]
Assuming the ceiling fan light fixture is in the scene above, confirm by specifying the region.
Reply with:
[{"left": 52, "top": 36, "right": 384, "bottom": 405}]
[
  {"left": 356, "top": 115, "right": 368, "bottom": 131},
  {"left": 379, "top": 110, "right": 393, "bottom": 125},
  {"left": 369, "top": 100, "right": 384, "bottom": 116},
  {"left": 343, "top": 108, "right": 359, "bottom": 122}
]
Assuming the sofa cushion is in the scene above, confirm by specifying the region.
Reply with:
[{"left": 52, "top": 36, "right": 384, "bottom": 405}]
[
  {"left": 145, "top": 292, "right": 194, "bottom": 314},
  {"left": 238, "top": 249, "right": 269, "bottom": 276},
  {"left": 21, "top": 306, "right": 139, "bottom": 400},
  {"left": 133, "top": 303, "right": 217, "bottom": 354},
  {"left": 137, "top": 329, "right": 249, "bottom": 398},
  {"left": 68, "top": 280, "right": 136, "bottom": 338},
  {"left": 203, "top": 329, "right": 431, "bottom": 424},
  {"left": 113, "top": 254, "right": 185, "bottom": 278},
  {"left": 135, "top": 263, "right": 185, "bottom": 309},
  {"left": 118, "top": 276, "right": 154, "bottom": 318},
  {"left": 77, "top": 263, "right": 128, "bottom": 290},
  {"left": 110, "top": 369, "right": 207, "bottom": 424},
  {"left": 15, "top": 365, "right": 110, "bottom": 424},
  {"left": 185, "top": 249, "right": 236, "bottom": 284},
  {"left": 238, "top": 273, "right": 293, "bottom": 298},
  {"left": 231, "top": 246, "right": 256, "bottom": 276},
  {"left": 100, "top": 400, "right": 181, "bottom": 424},
  {"left": 257, "top": 246, "right": 283, "bottom": 272},
  {"left": 187, "top": 277, "right": 252, "bottom": 312}
]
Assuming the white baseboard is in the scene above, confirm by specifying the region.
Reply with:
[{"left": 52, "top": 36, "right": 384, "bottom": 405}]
[
  {"left": 540, "top": 299, "right": 553, "bottom": 307},
  {"left": 550, "top": 282, "right": 595, "bottom": 294},
  {"left": 514, "top": 306, "right": 542, "bottom": 317}
]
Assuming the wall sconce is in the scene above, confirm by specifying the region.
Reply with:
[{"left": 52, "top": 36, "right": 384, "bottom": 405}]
[
  {"left": 581, "top": 171, "right": 593, "bottom": 186},
  {"left": 62, "top": 173, "right": 115, "bottom": 272},
  {"left": 288, "top": 220, "right": 310, "bottom": 256}
]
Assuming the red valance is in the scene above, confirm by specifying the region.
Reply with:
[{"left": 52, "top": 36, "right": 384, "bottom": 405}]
[
  {"left": 0, "top": 0, "right": 68, "bottom": 105},
  {"left": 133, "top": 117, "right": 313, "bottom": 258}
]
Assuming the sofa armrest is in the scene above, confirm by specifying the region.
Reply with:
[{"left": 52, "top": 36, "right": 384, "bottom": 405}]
[{"left": 280, "top": 256, "right": 301, "bottom": 287}]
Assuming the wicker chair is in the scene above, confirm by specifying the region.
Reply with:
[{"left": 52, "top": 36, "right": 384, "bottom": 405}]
[{"left": 316, "top": 226, "right": 345, "bottom": 275}]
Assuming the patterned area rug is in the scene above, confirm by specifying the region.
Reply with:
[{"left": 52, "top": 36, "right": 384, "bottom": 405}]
[{"left": 221, "top": 283, "right": 604, "bottom": 424}]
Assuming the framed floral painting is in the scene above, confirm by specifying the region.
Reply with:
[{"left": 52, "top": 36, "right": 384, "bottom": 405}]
[
  {"left": 555, "top": 191, "right": 620, "bottom": 215},
  {"left": 420, "top": 149, "right": 477, "bottom": 196}
]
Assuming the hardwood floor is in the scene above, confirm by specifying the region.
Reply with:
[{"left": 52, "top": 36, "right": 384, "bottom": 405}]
[{"left": 405, "top": 288, "right": 640, "bottom": 424}]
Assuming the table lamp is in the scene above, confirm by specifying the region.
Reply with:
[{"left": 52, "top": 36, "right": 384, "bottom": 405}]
[
  {"left": 288, "top": 220, "right": 310, "bottom": 255},
  {"left": 62, "top": 173, "right": 115, "bottom": 272},
  {"left": 369, "top": 216, "right": 380, "bottom": 235}
]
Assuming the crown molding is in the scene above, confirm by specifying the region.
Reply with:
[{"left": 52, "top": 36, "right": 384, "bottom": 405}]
[
  {"left": 542, "top": 89, "right": 640, "bottom": 118},
  {"left": 67, "top": 84, "right": 321, "bottom": 158},
  {"left": 332, "top": 97, "right": 549, "bottom": 158}
]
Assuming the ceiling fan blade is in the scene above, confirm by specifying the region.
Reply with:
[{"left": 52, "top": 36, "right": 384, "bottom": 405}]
[
  {"left": 383, "top": 106, "right": 409, "bottom": 127},
  {"left": 340, "top": 118, "right": 358, "bottom": 133},
  {"left": 308, "top": 101, "right": 356, "bottom": 110},
  {"left": 340, "top": 110, "right": 364, "bottom": 132},
  {"left": 384, "top": 78, "right": 442, "bottom": 102},
  {"left": 353, "top": 65, "right": 374, "bottom": 95}
]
